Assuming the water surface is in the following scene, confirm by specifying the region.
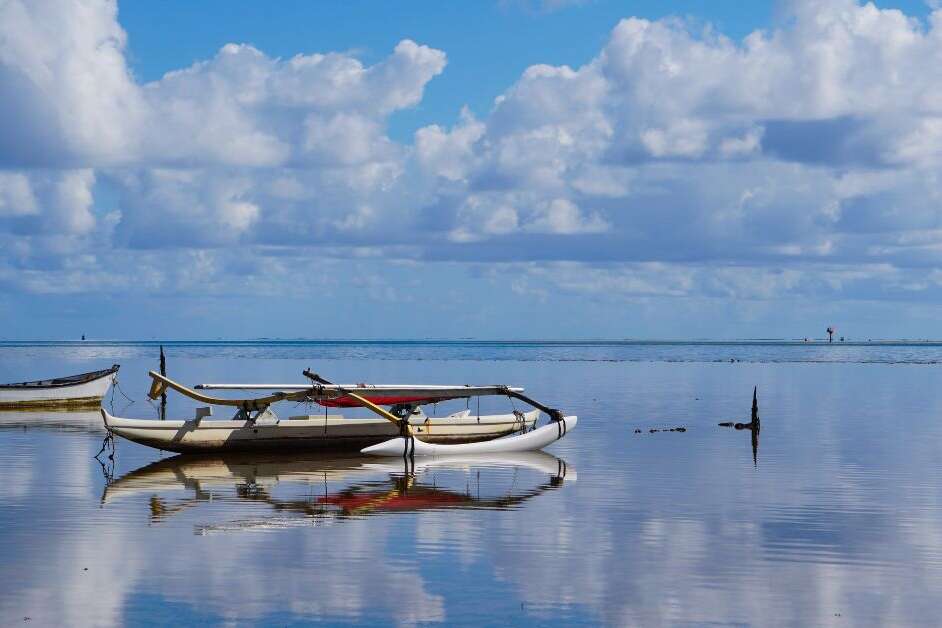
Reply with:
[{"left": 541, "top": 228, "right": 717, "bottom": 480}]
[{"left": 1, "top": 342, "right": 941, "bottom": 626}]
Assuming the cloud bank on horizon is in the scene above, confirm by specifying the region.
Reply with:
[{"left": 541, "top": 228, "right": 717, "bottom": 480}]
[{"left": 2, "top": 0, "right": 942, "bottom": 314}]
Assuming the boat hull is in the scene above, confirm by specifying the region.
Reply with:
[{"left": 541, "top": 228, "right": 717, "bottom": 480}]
[
  {"left": 0, "top": 370, "right": 117, "bottom": 410},
  {"left": 102, "top": 409, "right": 539, "bottom": 454}
]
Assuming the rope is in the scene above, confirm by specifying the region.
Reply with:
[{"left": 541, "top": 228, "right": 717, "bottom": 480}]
[
  {"left": 94, "top": 432, "right": 115, "bottom": 462},
  {"left": 95, "top": 451, "right": 114, "bottom": 485},
  {"left": 113, "top": 377, "right": 136, "bottom": 404},
  {"left": 555, "top": 416, "right": 567, "bottom": 440},
  {"left": 109, "top": 377, "right": 136, "bottom": 414},
  {"left": 507, "top": 394, "right": 528, "bottom": 433}
]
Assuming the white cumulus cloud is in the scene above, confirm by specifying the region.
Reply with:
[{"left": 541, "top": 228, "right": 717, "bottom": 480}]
[{"left": 4, "top": 0, "right": 942, "bottom": 315}]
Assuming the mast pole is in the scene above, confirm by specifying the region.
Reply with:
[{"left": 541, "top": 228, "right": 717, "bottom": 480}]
[{"left": 159, "top": 345, "right": 167, "bottom": 421}]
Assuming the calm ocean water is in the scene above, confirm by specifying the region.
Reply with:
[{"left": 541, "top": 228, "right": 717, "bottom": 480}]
[{"left": 2, "top": 341, "right": 942, "bottom": 626}]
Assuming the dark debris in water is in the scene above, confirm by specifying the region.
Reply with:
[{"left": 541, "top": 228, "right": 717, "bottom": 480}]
[
  {"left": 635, "top": 426, "right": 687, "bottom": 434},
  {"left": 718, "top": 421, "right": 757, "bottom": 430}
]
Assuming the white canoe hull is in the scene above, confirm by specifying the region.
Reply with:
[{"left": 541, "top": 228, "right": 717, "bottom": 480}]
[
  {"left": 0, "top": 369, "right": 116, "bottom": 409},
  {"left": 102, "top": 408, "right": 539, "bottom": 454},
  {"left": 361, "top": 415, "right": 577, "bottom": 457}
]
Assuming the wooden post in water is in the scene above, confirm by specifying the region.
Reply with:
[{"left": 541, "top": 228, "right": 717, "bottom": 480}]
[
  {"left": 751, "top": 386, "right": 760, "bottom": 466},
  {"left": 751, "top": 386, "right": 759, "bottom": 427},
  {"left": 159, "top": 345, "right": 167, "bottom": 421},
  {"left": 718, "top": 387, "right": 762, "bottom": 465}
]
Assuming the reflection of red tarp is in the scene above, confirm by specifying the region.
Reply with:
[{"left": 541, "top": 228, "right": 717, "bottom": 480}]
[
  {"left": 319, "top": 490, "right": 470, "bottom": 511},
  {"left": 319, "top": 395, "right": 463, "bottom": 408}
]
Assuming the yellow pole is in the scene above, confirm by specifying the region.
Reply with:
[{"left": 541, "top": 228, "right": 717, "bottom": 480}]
[{"left": 344, "top": 391, "right": 413, "bottom": 435}]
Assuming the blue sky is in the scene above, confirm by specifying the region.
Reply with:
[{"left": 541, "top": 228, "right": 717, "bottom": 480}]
[
  {"left": 118, "top": 0, "right": 929, "bottom": 140},
  {"left": 119, "top": 1, "right": 781, "bottom": 140},
  {"left": 3, "top": 0, "right": 942, "bottom": 340}
]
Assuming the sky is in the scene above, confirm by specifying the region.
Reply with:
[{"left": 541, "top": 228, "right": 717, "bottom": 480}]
[{"left": 3, "top": 0, "right": 942, "bottom": 340}]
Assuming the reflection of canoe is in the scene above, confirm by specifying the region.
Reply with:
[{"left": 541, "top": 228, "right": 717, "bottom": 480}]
[
  {"left": 104, "top": 450, "right": 572, "bottom": 500},
  {"left": 0, "top": 410, "right": 106, "bottom": 432},
  {"left": 102, "top": 453, "right": 381, "bottom": 502},
  {"left": 0, "top": 365, "right": 118, "bottom": 410},
  {"left": 102, "top": 451, "right": 575, "bottom": 529},
  {"left": 101, "top": 408, "right": 539, "bottom": 454}
]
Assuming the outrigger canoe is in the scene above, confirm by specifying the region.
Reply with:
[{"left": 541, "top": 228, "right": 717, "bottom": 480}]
[
  {"left": 0, "top": 365, "right": 119, "bottom": 410},
  {"left": 102, "top": 369, "right": 576, "bottom": 456}
]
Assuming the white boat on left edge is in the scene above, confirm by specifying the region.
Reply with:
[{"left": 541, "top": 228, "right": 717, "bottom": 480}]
[{"left": 0, "top": 365, "right": 119, "bottom": 410}]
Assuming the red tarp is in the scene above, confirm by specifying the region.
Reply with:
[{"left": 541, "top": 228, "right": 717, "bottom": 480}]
[{"left": 318, "top": 395, "right": 464, "bottom": 408}]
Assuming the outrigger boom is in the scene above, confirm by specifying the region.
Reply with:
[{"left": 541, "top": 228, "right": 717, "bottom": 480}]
[{"left": 194, "top": 383, "right": 525, "bottom": 394}]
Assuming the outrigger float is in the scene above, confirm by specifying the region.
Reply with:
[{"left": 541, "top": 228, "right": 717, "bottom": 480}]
[{"left": 102, "top": 369, "right": 576, "bottom": 456}]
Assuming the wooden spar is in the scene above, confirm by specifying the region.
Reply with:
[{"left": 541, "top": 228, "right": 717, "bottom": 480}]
[
  {"left": 197, "top": 382, "right": 526, "bottom": 396},
  {"left": 196, "top": 384, "right": 330, "bottom": 390},
  {"left": 146, "top": 371, "right": 298, "bottom": 408},
  {"left": 303, "top": 370, "right": 410, "bottom": 434},
  {"left": 302, "top": 369, "right": 333, "bottom": 385},
  {"left": 501, "top": 388, "right": 564, "bottom": 422},
  {"left": 344, "top": 391, "right": 412, "bottom": 434}
]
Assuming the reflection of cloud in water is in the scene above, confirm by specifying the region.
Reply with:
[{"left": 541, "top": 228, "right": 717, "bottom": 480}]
[
  {"left": 7, "top": 360, "right": 942, "bottom": 625},
  {"left": 484, "top": 468, "right": 942, "bottom": 626},
  {"left": 0, "top": 437, "right": 139, "bottom": 626},
  {"left": 0, "top": 456, "right": 35, "bottom": 500},
  {"left": 490, "top": 509, "right": 942, "bottom": 625},
  {"left": 155, "top": 535, "right": 447, "bottom": 626},
  {"left": 82, "top": 451, "right": 574, "bottom": 625}
]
